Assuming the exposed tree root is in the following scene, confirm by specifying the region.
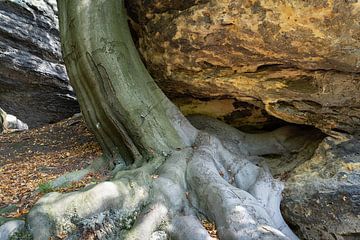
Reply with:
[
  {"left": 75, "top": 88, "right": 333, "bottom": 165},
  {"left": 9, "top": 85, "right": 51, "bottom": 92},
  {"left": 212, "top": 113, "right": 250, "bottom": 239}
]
[
  {"left": 25, "top": 116, "right": 314, "bottom": 240},
  {"left": 20, "top": 0, "right": 326, "bottom": 239}
]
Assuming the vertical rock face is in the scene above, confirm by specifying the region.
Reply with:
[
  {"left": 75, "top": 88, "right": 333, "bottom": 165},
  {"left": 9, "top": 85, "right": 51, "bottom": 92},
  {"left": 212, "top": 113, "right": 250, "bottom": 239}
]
[
  {"left": 282, "top": 136, "right": 360, "bottom": 240},
  {"left": 126, "top": 0, "right": 360, "bottom": 134},
  {"left": 0, "top": 0, "right": 79, "bottom": 128}
]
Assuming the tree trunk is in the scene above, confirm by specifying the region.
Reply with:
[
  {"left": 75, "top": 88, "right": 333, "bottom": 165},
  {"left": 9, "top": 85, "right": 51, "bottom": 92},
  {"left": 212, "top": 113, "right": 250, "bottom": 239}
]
[
  {"left": 28, "top": 1, "right": 305, "bottom": 239},
  {"left": 57, "top": 0, "right": 197, "bottom": 165}
]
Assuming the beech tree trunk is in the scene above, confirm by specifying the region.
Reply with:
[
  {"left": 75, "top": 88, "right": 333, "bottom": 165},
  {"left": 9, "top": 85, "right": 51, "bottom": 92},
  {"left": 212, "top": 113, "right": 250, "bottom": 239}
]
[
  {"left": 57, "top": 0, "right": 195, "bottom": 165},
  {"left": 27, "top": 1, "right": 308, "bottom": 239}
]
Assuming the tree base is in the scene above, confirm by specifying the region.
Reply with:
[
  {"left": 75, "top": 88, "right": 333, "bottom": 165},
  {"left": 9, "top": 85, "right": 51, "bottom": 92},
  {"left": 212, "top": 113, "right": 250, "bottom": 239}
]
[{"left": 27, "top": 116, "right": 316, "bottom": 240}]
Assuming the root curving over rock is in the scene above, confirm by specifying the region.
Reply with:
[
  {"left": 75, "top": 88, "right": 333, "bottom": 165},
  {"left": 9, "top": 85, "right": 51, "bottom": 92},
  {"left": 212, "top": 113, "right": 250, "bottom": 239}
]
[
  {"left": 27, "top": 1, "right": 310, "bottom": 239},
  {"left": 28, "top": 116, "right": 307, "bottom": 240}
]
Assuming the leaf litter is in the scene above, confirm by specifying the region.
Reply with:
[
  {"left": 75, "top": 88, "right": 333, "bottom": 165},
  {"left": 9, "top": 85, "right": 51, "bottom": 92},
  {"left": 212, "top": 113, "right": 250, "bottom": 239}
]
[
  {"left": 0, "top": 115, "right": 107, "bottom": 218},
  {"left": 0, "top": 115, "right": 219, "bottom": 238}
]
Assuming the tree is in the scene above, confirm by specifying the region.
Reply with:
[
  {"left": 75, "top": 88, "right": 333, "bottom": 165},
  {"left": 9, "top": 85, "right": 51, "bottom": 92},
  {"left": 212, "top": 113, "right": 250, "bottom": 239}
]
[{"left": 28, "top": 1, "right": 304, "bottom": 239}]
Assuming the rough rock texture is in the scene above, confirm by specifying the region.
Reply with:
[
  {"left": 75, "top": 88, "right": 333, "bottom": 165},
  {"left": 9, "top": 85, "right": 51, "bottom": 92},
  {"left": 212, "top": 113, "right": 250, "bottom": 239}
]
[
  {"left": 0, "top": 0, "right": 79, "bottom": 128},
  {"left": 0, "top": 107, "right": 28, "bottom": 134},
  {"left": 175, "top": 98, "right": 287, "bottom": 131},
  {"left": 126, "top": 0, "right": 360, "bottom": 134},
  {"left": 281, "top": 135, "right": 360, "bottom": 240}
]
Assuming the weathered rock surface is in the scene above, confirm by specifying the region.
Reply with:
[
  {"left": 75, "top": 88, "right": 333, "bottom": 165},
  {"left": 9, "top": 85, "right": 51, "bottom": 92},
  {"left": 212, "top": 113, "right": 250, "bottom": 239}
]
[
  {"left": 0, "top": 0, "right": 79, "bottom": 128},
  {"left": 126, "top": 0, "right": 360, "bottom": 134},
  {"left": 0, "top": 108, "right": 28, "bottom": 134},
  {"left": 282, "top": 135, "right": 360, "bottom": 240},
  {"left": 175, "top": 97, "right": 287, "bottom": 131}
]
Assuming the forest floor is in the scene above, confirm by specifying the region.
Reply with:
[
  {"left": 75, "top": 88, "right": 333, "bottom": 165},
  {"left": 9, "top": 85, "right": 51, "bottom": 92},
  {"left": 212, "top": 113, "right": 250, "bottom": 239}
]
[
  {"left": 0, "top": 115, "right": 219, "bottom": 238},
  {"left": 0, "top": 115, "right": 108, "bottom": 222}
]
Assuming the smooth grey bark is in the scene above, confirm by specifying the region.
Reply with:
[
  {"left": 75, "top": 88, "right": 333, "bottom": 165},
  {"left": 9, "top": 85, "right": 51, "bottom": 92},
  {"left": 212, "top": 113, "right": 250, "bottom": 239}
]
[
  {"left": 57, "top": 0, "right": 195, "bottom": 165},
  {"left": 27, "top": 1, "right": 303, "bottom": 239}
]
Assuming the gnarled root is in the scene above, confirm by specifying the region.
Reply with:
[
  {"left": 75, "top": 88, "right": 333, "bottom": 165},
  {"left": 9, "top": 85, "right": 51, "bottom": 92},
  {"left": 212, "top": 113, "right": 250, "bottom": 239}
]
[
  {"left": 28, "top": 161, "right": 159, "bottom": 239},
  {"left": 28, "top": 117, "right": 303, "bottom": 240},
  {"left": 187, "top": 132, "right": 297, "bottom": 239}
]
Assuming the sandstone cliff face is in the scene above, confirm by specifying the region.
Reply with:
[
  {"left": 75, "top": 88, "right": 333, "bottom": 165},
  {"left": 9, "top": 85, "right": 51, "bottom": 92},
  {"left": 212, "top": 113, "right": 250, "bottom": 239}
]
[
  {"left": 126, "top": 0, "right": 360, "bottom": 134},
  {"left": 0, "top": 0, "right": 78, "bottom": 127}
]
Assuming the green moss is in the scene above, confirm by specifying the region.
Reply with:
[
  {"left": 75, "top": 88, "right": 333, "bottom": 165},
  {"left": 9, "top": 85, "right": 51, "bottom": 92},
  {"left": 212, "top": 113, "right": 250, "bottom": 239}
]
[
  {"left": 9, "top": 230, "right": 32, "bottom": 240},
  {"left": 38, "top": 182, "right": 54, "bottom": 193}
]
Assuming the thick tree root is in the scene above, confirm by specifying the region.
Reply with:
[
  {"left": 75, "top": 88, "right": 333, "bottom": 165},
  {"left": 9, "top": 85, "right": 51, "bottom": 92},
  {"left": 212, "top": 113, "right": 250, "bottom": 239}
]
[
  {"left": 27, "top": 117, "right": 307, "bottom": 240},
  {"left": 49, "top": 0, "right": 321, "bottom": 238},
  {"left": 187, "top": 132, "right": 297, "bottom": 240}
]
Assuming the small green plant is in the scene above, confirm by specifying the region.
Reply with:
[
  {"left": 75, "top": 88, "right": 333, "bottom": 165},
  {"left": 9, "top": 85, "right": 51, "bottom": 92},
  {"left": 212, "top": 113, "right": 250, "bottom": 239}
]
[{"left": 38, "top": 182, "right": 54, "bottom": 193}]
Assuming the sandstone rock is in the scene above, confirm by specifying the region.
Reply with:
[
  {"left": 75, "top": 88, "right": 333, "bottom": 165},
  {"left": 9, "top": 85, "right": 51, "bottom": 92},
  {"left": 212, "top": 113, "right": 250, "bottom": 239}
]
[
  {"left": 282, "top": 136, "right": 360, "bottom": 239},
  {"left": 126, "top": 0, "right": 360, "bottom": 134},
  {"left": 0, "top": 108, "right": 28, "bottom": 134},
  {"left": 175, "top": 97, "right": 287, "bottom": 131},
  {"left": 0, "top": 0, "right": 79, "bottom": 128}
]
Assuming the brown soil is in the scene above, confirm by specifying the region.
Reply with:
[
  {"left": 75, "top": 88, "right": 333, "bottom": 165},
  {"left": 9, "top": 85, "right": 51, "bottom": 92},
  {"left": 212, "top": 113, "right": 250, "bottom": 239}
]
[{"left": 0, "top": 115, "right": 106, "bottom": 218}]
